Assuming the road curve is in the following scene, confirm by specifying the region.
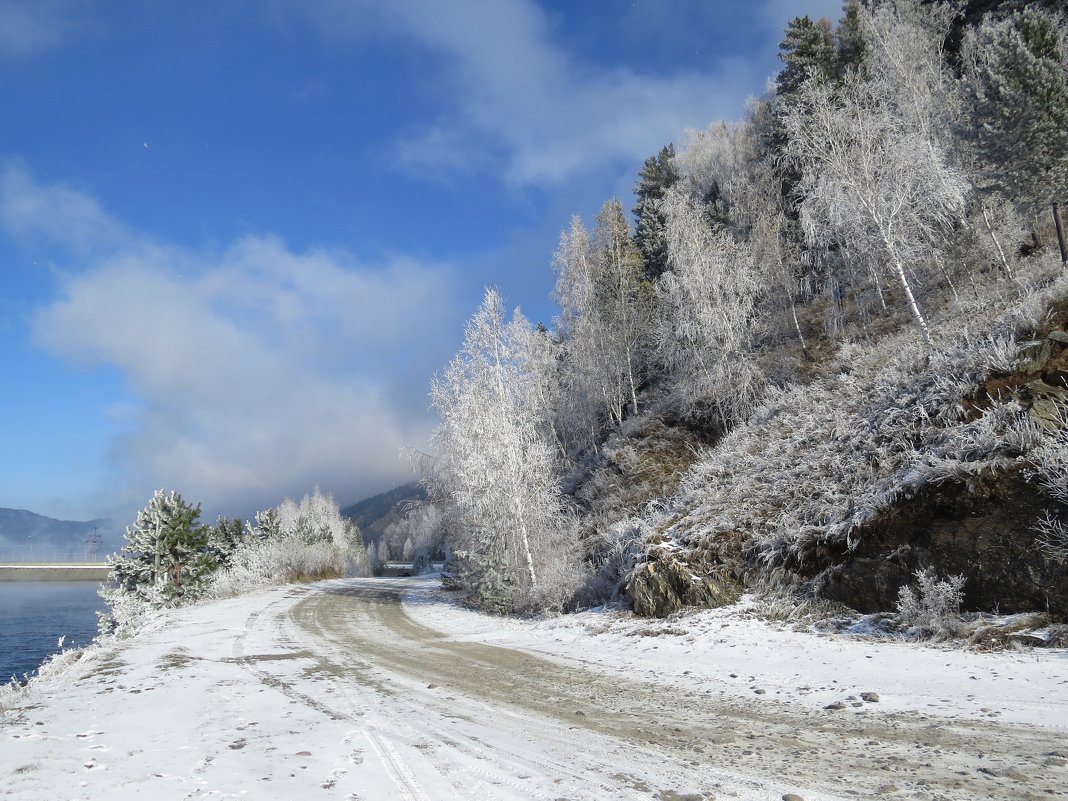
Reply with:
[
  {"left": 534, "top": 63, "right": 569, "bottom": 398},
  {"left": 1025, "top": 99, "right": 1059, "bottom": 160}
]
[{"left": 233, "top": 577, "right": 1068, "bottom": 801}]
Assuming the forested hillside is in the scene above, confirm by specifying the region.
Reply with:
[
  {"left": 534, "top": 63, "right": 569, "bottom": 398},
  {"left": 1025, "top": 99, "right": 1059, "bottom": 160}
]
[{"left": 418, "top": 0, "right": 1068, "bottom": 621}]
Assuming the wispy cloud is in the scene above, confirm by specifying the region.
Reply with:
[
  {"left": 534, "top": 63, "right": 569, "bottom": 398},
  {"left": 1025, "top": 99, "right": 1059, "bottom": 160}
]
[
  {"left": 281, "top": 0, "right": 824, "bottom": 186},
  {"left": 1, "top": 162, "right": 129, "bottom": 254},
  {"left": 2, "top": 167, "right": 460, "bottom": 520},
  {"left": 0, "top": 0, "right": 90, "bottom": 58}
]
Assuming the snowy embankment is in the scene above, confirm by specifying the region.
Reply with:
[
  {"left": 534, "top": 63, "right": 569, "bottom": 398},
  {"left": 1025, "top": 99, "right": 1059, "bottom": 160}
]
[
  {"left": 2, "top": 577, "right": 1066, "bottom": 801},
  {"left": 404, "top": 586, "right": 1068, "bottom": 729}
]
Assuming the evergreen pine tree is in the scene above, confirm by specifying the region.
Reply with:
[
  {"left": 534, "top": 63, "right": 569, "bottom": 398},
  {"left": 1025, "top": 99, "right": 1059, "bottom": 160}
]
[
  {"left": 632, "top": 144, "right": 680, "bottom": 281},
  {"left": 836, "top": 0, "right": 866, "bottom": 77},
  {"left": 108, "top": 489, "right": 213, "bottom": 607},
  {"left": 776, "top": 16, "right": 837, "bottom": 99},
  {"left": 970, "top": 8, "right": 1068, "bottom": 262},
  {"left": 206, "top": 516, "right": 244, "bottom": 570}
]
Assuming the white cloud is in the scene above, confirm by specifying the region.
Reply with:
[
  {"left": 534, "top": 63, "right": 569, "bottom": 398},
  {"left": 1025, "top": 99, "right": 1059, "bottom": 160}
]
[
  {"left": 0, "top": 0, "right": 89, "bottom": 58},
  {"left": 284, "top": 0, "right": 782, "bottom": 185},
  {"left": 0, "top": 163, "right": 129, "bottom": 254},
  {"left": 3, "top": 169, "right": 459, "bottom": 520}
]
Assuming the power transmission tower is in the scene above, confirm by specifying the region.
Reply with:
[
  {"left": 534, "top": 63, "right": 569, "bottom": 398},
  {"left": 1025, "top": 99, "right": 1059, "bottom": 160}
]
[{"left": 87, "top": 527, "right": 101, "bottom": 562}]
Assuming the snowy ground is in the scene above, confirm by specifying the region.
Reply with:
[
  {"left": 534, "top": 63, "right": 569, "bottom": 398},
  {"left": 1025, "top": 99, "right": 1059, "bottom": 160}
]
[{"left": 2, "top": 577, "right": 1066, "bottom": 801}]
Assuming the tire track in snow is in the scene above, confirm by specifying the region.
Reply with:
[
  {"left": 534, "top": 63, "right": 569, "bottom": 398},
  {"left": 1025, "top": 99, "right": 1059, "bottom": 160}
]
[{"left": 288, "top": 578, "right": 1068, "bottom": 801}]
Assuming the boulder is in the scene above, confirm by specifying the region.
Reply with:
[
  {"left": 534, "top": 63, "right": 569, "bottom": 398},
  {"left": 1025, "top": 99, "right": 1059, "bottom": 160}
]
[{"left": 626, "top": 544, "right": 741, "bottom": 618}]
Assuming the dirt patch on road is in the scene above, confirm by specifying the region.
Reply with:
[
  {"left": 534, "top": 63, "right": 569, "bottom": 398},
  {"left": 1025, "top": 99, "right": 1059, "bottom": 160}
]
[{"left": 288, "top": 581, "right": 1068, "bottom": 801}]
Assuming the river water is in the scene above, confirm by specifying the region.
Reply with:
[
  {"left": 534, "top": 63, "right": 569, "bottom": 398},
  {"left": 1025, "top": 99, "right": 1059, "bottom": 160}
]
[{"left": 0, "top": 582, "right": 108, "bottom": 681}]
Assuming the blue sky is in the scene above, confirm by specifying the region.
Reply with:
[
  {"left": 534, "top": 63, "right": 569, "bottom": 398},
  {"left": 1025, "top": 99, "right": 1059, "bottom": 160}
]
[{"left": 0, "top": 0, "right": 842, "bottom": 527}]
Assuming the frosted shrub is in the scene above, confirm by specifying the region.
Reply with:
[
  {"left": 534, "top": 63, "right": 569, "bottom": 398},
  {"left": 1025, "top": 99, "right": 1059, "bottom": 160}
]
[
  {"left": 896, "top": 568, "right": 967, "bottom": 639},
  {"left": 577, "top": 518, "right": 649, "bottom": 606},
  {"left": 210, "top": 488, "right": 368, "bottom": 598},
  {"left": 1034, "top": 511, "right": 1068, "bottom": 563},
  {"left": 210, "top": 535, "right": 345, "bottom": 599},
  {"left": 98, "top": 585, "right": 158, "bottom": 638},
  {"left": 633, "top": 314, "right": 1058, "bottom": 579}
]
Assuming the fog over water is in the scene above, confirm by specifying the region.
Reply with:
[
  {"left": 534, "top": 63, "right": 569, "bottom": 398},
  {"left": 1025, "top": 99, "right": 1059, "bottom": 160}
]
[{"left": 0, "top": 582, "right": 107, "bottom": 680}]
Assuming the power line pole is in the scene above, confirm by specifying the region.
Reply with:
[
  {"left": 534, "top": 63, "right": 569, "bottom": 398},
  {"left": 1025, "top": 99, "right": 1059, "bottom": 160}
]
[{"left": 87, "top": 527, "right": 101, "bottom": 562}]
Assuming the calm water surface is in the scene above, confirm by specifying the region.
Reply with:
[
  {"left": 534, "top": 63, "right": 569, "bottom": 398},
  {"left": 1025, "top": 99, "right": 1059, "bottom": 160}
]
[{"left": 0, "top": 582, "right": 108, "bottom": 681}]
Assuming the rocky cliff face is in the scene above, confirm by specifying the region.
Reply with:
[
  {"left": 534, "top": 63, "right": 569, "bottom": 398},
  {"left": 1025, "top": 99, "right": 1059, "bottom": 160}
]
[
  {"left": 622, "top": 321, "right": 1068, "bottom": 621},
  {"left": 814, "top": 471, "right": 1067, "bottom": 619}
]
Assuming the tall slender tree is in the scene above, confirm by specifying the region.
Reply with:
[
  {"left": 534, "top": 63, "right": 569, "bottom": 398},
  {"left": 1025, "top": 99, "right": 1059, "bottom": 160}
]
[
  {"left": 632, "top": 145, "right": 680, "bottom": 281},
  {"left": 784, "top": 74, "right": 969, "bottom": 343},
  {"left": 426, "top": 289, "right": 576, "bottom": 611}
]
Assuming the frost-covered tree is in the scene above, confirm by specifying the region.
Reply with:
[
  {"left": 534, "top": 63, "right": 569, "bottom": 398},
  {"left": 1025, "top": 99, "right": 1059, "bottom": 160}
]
[
  {"left": 632, "top": 145, "right": 680, "bottom": 281},
  {"left": 552, "top": 201, "right": 653, "bottom": 444},
  {"left": 426, "top": 288, "right": 579, "bottom": 612},
  {"left": 594, "top": 199, "right": 652, "bottom": 420},
  {"left": 206, "top": 516, "right": 244, "bottom": 570},
  {"left": 658, "top": 189, "right": 765, "bottom": 427},
  {"left": 105, "top": 489, "right": 213, "bottom": 614},
  {"left": 967, "top": 7, "right": 1068, "bottom": 262},
  {"left": 275, "top": 487, "right": 369, "bottom": 574},
  {"left": 860, "top": 0, "right": 962, "bottom": 155},
  {"left": 784, "top": 72, "right": 969, "bottom": 343}
]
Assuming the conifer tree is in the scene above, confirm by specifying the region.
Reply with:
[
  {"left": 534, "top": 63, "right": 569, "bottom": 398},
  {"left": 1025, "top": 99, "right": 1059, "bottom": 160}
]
[
  {"left": 108, "top": 489, "right": 213, "bottom": 606},
  {"left": 206, "top": 516, "right": 244, "bottom": 570},
  {"left": 776, "top": 16, "right": 837, "bottom": 98},
  {"left": 836, "top": 0, "right": 866, "bottom": 77},
  {"left": 969, "top": 8, "right": 1068, "bottom": 262},
  {"left": 632, "top": 145, "right": 680, "bottom": 281}
]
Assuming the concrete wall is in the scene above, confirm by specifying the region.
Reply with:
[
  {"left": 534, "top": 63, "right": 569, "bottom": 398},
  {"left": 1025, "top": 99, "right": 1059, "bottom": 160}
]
[{"left": 0, "top": 564, "right": 110, "bottom": 582}]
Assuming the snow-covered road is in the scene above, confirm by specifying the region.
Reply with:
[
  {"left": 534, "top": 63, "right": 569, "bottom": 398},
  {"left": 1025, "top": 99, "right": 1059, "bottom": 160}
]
[{"left": 3, "top": 577, "right": 1067, "bottom": 800}]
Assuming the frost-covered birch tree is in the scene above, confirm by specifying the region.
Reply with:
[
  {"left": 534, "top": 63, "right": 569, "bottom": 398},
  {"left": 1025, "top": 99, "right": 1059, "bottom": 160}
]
[
  {"left": 426, "top": 288, "right": 578, "bottom": 612},
  {"left": 552, "top": 200, "right": 652, "bottom": 448},
  {"left": 658, "top": 189, "right": 764, "bottom": 427},
  {"left": 783, "top": 73, "right": 969, "bottom": 343}
]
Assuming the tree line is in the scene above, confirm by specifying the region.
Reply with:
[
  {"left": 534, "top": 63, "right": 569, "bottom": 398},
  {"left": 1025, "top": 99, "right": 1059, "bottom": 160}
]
[{"left": 420, "top": 0, "right": 1068, "bottom": 613}]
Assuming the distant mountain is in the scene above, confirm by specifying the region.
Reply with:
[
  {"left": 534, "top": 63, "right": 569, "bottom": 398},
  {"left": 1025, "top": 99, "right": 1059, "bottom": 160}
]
[
  {"left": 341, "top": 482, "right": 427, "bottom": 546},
  {"left": 0, "top": 508, "right": 117, "bottom": 557}
]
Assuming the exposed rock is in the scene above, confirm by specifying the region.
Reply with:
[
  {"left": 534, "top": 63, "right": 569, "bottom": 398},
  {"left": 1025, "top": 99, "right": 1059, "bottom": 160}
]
[
  {"left": 782, "top": 794, "right": 805, "bottom": 801},
  {"left": 861, "top": 692, "right": 880, "bottom": 703},
  {"left": 627, "top": 541, "right": 742, "bottom": 618},
  {"left": 815, "top": 471, "right": 1068, "bottom": 620},
  {"left": 824, "top": 701, "right": 846, "bottom": 710}
]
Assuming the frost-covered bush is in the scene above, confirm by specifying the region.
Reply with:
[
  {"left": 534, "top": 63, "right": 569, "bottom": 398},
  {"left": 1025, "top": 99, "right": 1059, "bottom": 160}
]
[
  {"left": 642, "top": 327, "right": 1042, "bottom": 568},
  {"left": 210, "top": 537, "right": 344, "bottom": 598},
  {"left": 210, "top": 487, "right": 369, "bottom": 598},
  {"left": 1034, "top": 511, "right": 1068, "bottom": 563},
  {"left": 1026, "top": 408, "right": 1068, "bottom": 562},
  {"left": 98, "top": 585, "right": 159, "bottom": 639},
  {"left": 576, "top": 518, "right": 650, "bottom": 607},
  {"left": 896, "top": 568, "right": 967, "bottom": 639}
]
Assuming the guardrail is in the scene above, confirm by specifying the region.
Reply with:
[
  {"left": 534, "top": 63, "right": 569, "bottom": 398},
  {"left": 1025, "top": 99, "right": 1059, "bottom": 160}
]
[{"left": 0, "top": 547, "right": 112, "bottom": 563}]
